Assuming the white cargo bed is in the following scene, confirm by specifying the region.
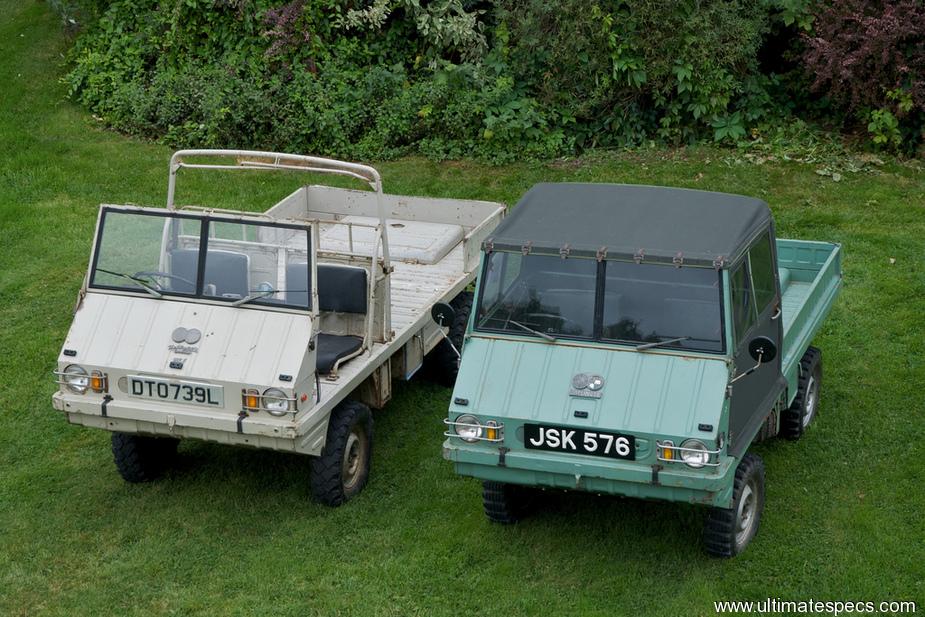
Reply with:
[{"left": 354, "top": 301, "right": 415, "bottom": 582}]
[{"left": 264, "top": 182, "right": 505, "bottom": 451}]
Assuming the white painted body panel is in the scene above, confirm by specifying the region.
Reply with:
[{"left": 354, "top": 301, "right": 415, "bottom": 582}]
[
  {"left": 54, "top": 171, "right": 505, "bottom": 456},
  {"left": 64, "top": 293, "right": 313, "bottom": 388}
]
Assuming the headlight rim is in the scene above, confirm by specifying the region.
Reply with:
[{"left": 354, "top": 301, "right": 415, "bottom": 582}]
[
  {"left": 453, "top": 414, "right": 483, "bottom": 443},
  {"left": 63, "top": 364, "right": 89, "bottom": 394},
  {"left": 680, "top": 438, "right": 709, "bottom": 468},
  {"left": 261, "top": 387, "right": 291, "bottom": 416}
]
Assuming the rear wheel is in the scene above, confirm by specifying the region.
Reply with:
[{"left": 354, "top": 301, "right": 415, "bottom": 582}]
[
  {"left": 310, "top": 400, "right": 372, "bottom": 506},
  {"left": 111, "top": 432, "right": 178, "bottom": 483},
  {"left": 426, "top": 291, "right": 473, "bottom": 387},
  {"left": 780, "top": 347, "right": 822, "bottom": 440},
  {"left": 482, "top": 481, "right": 531, "bottom": 524},
  {"left": 703, "top": 452, "right": 765, "bottom": 557}
]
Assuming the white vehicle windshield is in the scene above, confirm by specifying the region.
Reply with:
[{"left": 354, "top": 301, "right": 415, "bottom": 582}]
[
  {"left": 475, "top": 251, "right": 724, "bottom": 353},
  {"left": 90, "top": 208, "right": 312, "bottom": 310}
]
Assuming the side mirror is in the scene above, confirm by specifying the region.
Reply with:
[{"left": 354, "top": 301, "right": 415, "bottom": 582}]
[
  {"left": 732, "top": 336, "right": 778, "bottom": 384},
  {"left": 748, "top": 336, "right": 777, "bottom": 364},
  {"left": 431, "top": 302, "right": 456, "bottom": 328}
]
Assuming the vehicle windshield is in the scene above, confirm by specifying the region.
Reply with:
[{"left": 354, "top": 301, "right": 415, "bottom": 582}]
[
  {"left": 90, "top": 208, "right": 313, "bottom": 310},
  {"left": 475, "top": 252, "right": 724, "bottom": 353}
]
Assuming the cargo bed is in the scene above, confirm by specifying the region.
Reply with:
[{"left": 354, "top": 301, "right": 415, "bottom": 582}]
[{"left": 776, "top": 239, "right": 842, "bottom": 401}]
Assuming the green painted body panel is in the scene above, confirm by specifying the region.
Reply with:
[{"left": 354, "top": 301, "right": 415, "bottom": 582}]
[
  {"left": 451, "top": 337, "right": 729, "bottom": 441},
  {"left": 444, "top": 237, "right": 842, "bottom": 509},
  {"left": 777, "top": 239, "right": 843, "bottom": 404}
]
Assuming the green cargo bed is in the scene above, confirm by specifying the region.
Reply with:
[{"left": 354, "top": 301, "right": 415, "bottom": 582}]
[{"left": 776, "top": 239, "right": 843, "bottom": 402}]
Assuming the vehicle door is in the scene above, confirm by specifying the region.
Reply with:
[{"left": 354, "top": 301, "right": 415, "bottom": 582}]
[{"left": 728, "top": 228, "right": 785, "bottom": 456}]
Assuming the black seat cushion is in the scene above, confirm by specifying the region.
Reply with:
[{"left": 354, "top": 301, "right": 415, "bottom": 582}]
[
  {"left": 285, "top": 262, "right": 367, "bottom": 313},
  {"left": 170, "top": 249, "right": 249, "bottom": 297},
  {"left": 316, "top": 333, "right": 363, "bottom": 374}
]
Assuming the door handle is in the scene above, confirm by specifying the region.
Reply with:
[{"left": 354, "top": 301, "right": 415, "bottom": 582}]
[{"left": 771, "top": 306, "right": 781, "bottom": 320}]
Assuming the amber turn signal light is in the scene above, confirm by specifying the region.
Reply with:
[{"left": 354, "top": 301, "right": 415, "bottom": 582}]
[
  {"left": 90, "top": 371, "right": 108, "bottom": 393},
  {"left": 242, "top": 388, "right": 260, "bottom": 411}
]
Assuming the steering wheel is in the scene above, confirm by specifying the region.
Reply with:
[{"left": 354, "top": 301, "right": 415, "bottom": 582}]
[
  {"left": 133, "top": 270, "right": 195, "bottom": 290},
  {"left": 521, "top": 312, "right": 583, "bottom": 332}
]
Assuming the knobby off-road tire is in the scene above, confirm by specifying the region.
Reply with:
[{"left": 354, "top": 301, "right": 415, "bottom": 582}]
[
  {"left": 482, "top": 481, "right": 533, "bottom": 524},
  {"left": 111, "top": 432, "right": 179, "bottom": 483},
  {"left": 779, "top": 346, "right": 822, "bottom": 440},
  {"left": 310, "top": 400, "right": 373, "bottom": 506},
  {"left": 703, "top": 452, "right": 765, "bottom": 557},
  {"left": 428, "top": 291, "right": 473, "bottom": 387}
]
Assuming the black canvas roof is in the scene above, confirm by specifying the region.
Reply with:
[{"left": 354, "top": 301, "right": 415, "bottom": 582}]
[{"left": 485, "top": 183, "right": 771, "bottom": 267}]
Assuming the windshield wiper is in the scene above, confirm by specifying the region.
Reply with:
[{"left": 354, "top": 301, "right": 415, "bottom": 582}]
[
  {"left": 635, "top": 336, "right": 690, "bottom": 351},
  {"left": 95, "top": 268, "right": 162, "bottom": 298},
  {"left": 231, "top": 289, "right": 309, "bottom": 307},
  {"left": 231, "top": 289, "right": 276, "bottom": 307},
  {"left": 508, "top": 320, "right": 557, "bottom": 342}
]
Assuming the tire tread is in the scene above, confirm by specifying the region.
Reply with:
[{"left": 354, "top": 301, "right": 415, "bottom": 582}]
[
  {"left": 111, "top": 432, "right": 177, "bottom": 483},
  {"left": 779, "top": 346, "right": 822, "bottom": 440},
  {"left": 310, "top": 400, "right": 372, "bottom": 506},
  {"left": 703, "top": 452, "right": 765, "bottom": 557}
]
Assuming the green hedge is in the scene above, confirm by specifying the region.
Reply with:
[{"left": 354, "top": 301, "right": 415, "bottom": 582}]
[{"left": 58, "top": 0, "right": 848, "bottom": 161}]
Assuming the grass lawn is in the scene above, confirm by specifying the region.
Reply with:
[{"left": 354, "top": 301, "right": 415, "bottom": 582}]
[{"left": 2, "top": 2, "right": 924, "bottom": 615}]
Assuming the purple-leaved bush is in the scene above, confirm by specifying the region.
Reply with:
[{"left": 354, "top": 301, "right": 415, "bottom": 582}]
[
  {"left": 263, "top": 0, "right": 317, "bottom": 73},
  {"left": 804, "top": 0, "right": 925, "bottom": 115}
]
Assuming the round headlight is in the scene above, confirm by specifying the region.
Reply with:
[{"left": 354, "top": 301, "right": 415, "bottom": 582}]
[
  {"left": 262, "top": 388, "right": 290, "bottom": 416},
  {"left": 454, "top": 414, "right": 482, "bottom": 442},
  {"left": 63, "top": 364, "right": 89, "bottom": 394},
  {"left": 680, "top": 439, "right": 709, "bottom": 468}
]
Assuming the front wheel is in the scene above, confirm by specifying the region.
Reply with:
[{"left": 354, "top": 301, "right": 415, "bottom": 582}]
[
  {"left": 111, "top": 432, "right": 178, "bottom": 483},
  {"left": 310, "top": 400, "right": 373, "bottom": 506},
  {"left": 482, "top": 481, "right": 532, "bottom": 524},
  {"left": 703, "top": 452, "right": 765, "bottom": 557}
]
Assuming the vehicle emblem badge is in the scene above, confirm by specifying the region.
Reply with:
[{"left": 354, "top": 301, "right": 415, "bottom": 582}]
[
  {"left": 172, "top": 327, "right": 202, "bottom": 345},
  {"left": 571, "top": 373, "right": 591, "bottom": 389},
  {"left": 570, "top": 373, "right": 604, "bottom": 398}
]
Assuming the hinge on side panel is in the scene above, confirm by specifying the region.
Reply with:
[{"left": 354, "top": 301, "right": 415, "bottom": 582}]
[
  {"left": 596, "top": 246, "right": 607, "bottom": 262},
  {"left": 634, "top": 248, "right": 645, "bottom": 264},
  {"left": 713, "top": 255, "right": 726, "bottom": 270},
  {"left": 559, "top": 243, "right": 571, "bottom": 259},
  {"left": 673, "top": 251, "right": 684, "bottom": 267},
  {"left": 521, "top": 240, "right": 533, "bottom": 255}
]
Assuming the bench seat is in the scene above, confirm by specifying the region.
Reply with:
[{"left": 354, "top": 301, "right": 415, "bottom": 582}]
[{"left": 316, "top": 333, "right": 364, "bottom": 375}]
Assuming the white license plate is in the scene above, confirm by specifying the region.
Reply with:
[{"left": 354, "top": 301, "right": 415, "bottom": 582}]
[{"left": 128, "top": 376, "right": 224, "bottom": 407}]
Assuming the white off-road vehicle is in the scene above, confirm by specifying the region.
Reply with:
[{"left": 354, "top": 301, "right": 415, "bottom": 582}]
[{"left": 52, "top": 150, "right": 504, "bottom": 504}]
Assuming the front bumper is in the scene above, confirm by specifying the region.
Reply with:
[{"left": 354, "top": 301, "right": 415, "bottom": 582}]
[
  {"left": 443, "top": 440, "right": 737, "bottom": 507},
  {"left": 52, "top": 391, "right": 322, "bottom": 455}
]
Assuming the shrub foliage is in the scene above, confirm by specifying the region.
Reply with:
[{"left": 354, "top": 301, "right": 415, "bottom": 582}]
[
  {"left": 60, "top": 0, "right": 924, "bottom": 159},
  {"left": 803, "top": 0, "right": 925, "bottom": 152}
]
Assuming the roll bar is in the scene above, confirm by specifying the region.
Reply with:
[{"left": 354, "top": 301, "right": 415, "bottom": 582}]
[{"left": 166, "top": 149, "right": 390, "bottom": 269}]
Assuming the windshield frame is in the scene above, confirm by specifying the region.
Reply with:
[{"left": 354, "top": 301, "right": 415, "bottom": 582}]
[
  {"left": 87, "top": 205, "right": 314, "bottom": 313},
  {"left": 473, "top": 251, "right": 727, "bottom": 355}
]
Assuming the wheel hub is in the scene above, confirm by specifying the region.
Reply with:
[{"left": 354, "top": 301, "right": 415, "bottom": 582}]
[
  {"left": 342, "top": 429, "right": 366, "bottom": 490},
  {"left": 803, "top": 375, "right": 818, "bottom": 427},
  {"left": 735, "top": 482, "right": 757, "bottom": 548}
]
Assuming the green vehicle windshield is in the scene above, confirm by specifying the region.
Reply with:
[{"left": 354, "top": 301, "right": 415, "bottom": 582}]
[{"left": 474, "top": 252, "right": 724, "bottom": 353}]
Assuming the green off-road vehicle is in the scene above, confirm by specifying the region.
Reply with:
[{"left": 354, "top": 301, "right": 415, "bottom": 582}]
[{"left": 441, "top": 183, "right": 842, "bottom": 556}]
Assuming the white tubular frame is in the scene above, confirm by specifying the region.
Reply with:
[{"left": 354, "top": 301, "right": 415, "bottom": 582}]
[{"left": 166, "top": 149, "right": 391, "bottom": 272}]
